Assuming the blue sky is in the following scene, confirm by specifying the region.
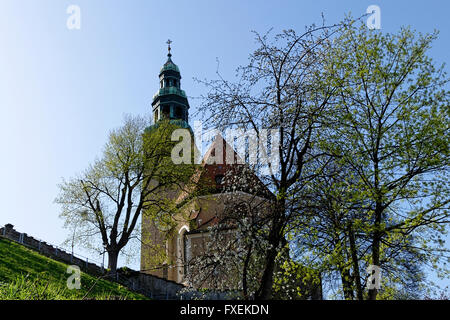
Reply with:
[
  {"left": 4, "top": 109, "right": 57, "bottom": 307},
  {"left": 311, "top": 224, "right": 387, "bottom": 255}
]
[{"left": 0, "top": 0, "right": 448, "bottom": 290}]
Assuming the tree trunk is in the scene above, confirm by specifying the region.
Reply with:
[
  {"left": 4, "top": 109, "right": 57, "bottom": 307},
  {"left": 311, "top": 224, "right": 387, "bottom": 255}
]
[
  {"left": 348, "top": 223, "right": 363, "bottom": 300},
  {"left": 255, "top": 213, "right": 284, "bottom": 300},
  {"left": 368, "top": 205, "right": 382, "bottom": 300},
  {"left": 368, "top": 236, "right": 380, "bottom": 300},
  {"left": 107, "top": 250, "right": 119, "bottom": 276},
  {"left": 242, "top": 242, "right": 253, "bottom": 300},
  {"left": 340, "top": 267, "right": 355, "bottom": 300},
  {"left": 256, "top": 245, "right": 278, "bottom": 300}
]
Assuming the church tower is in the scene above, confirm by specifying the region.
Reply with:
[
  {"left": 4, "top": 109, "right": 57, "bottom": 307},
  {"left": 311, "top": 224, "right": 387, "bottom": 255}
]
[
  {"left": 141, "top": 42, "right": 267, "bottom": 284},
  {"left": 141, "top": 40, "right": 194, "bottom": 280},
  {"left": 151, "top": 40, "right": 190, "bottom": 128}
]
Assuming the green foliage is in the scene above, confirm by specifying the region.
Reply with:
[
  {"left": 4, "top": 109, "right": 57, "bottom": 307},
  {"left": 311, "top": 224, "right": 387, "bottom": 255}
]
[
  {"left": 272, "top": 258, "right": 321, "bottom": 300},
  {"left": 306, "top": 19, "right": 450, "bottom": 299},
  {"left": 56, "top": 115, "right": 200, "bottom": 272}
]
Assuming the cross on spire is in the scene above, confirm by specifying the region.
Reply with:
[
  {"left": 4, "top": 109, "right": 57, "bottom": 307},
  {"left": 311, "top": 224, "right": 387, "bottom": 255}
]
[{"left": 166, "top": 39, "right": 172, "bottom": 57}]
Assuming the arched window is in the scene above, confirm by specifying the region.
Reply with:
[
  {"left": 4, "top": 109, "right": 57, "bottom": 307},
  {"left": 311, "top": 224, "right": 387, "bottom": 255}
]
[{"left": 178, "top": 225, "right": 190, "bottom": 282}]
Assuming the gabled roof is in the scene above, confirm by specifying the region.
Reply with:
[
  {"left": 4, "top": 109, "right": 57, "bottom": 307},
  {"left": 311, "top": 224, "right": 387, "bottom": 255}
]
[
  {"left": 201, "top": 133, "right": 244, "bottom": 166},
  {"left": 175, "top": 133, "right": 274, "bottom": 207}
]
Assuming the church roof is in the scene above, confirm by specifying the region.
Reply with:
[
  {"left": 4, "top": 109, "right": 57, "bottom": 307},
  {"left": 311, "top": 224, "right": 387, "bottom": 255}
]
[
  {"left": 174, "top": 133, "right": 274, "bottom": 207},
  {"left": 160, "top": 56, "right": 180, "bottom": 73}
]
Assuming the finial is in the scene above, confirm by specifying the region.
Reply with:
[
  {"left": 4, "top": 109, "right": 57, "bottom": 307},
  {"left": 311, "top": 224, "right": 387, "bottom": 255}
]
[{"left": 166, "top": 39, "right": 172, "bottom": 58}]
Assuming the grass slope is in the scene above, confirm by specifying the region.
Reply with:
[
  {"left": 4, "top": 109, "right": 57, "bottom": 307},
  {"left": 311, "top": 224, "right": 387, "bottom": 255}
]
[{"left": 0, "top": 237, "right": 146, "bottom": 300}]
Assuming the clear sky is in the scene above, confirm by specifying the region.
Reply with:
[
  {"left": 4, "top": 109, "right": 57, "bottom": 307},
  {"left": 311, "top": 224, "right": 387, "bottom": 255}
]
[{"left": 0, "top": 0, "right": 448, "bottom": 289}]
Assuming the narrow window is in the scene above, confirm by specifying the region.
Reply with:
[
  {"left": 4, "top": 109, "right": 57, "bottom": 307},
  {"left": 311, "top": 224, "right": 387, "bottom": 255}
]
[
  {"left": 162, "top": 105, "right": 170, "bottom": 118},
  {"left": 183, "top": 234, "right": 189, "bottom": 277},
  {"left": 175, "top": 106, "right": 183, "bottom": 119}
]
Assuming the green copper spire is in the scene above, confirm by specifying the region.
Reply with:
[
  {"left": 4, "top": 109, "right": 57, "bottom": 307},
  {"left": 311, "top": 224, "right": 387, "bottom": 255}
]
[
  {"left": 160, "top": 40, "right": 180, "bottom": 73},
  {"left": 151, "top": 40, "right": 190, "bottom": 128}
]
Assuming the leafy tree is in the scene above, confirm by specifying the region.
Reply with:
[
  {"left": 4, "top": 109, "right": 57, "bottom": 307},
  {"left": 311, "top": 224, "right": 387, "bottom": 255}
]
[
  {"left": 56, "top": 115, "right": 196, "bottom": 275},
  {"left": 320, "top": 22, "right": 450, "bottom": 300},
  {"left": 293, "top": 159, "right": 428, "bottom": 300},
  {"left": 291, "top": 161, "right": 368, "bottom": 300}
]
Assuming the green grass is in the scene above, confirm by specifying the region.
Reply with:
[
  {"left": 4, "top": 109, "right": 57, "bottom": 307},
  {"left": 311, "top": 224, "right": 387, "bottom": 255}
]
[{"left": 0, "top": 237, "right": 147, "bottom": 300}]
